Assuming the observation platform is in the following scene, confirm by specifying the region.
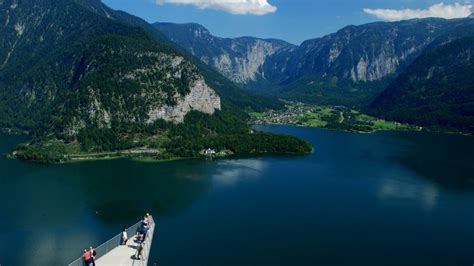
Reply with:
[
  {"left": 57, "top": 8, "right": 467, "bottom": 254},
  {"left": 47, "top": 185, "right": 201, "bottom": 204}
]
[{"left": 68, "top": 216, "right": 155, "bottom": 266}]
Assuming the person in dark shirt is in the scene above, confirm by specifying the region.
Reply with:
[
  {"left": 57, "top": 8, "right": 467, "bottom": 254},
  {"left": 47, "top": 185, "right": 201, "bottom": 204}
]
[{"left": 141, "top": 225, "right": 149, "bottom": 242}]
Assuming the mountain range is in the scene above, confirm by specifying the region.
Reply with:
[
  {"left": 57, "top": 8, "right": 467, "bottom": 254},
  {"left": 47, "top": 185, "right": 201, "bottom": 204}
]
[
  {"left": 155, "top": 22, "right": 295, "bottom": 86},
  {"left": 156, "top": 18, "right": 474, "bottom": 133}
]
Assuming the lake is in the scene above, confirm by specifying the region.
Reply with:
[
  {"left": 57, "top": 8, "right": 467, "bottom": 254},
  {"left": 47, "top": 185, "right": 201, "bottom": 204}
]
[{"left": 0, "top": 125, "right": 474, "bottom": 266}]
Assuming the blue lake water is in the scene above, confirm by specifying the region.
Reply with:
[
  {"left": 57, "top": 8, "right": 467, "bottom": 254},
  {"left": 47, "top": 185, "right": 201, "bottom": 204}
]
[{"left": 0, "top": 125, "right": 474, "bottom": 266}]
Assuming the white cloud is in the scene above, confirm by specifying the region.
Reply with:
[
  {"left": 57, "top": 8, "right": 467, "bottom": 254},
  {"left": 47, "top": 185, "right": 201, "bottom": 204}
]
[
  {"left": 363, "top": 3, "right": 472, "bottom": 21},
  {"left": 155, "top": 0, "right": 277, "bottom": 15}
]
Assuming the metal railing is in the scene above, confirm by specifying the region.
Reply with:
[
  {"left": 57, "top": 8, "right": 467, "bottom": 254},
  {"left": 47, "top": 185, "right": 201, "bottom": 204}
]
[{"left": 69, "top": 216, "right": 155, "bottom": 266}]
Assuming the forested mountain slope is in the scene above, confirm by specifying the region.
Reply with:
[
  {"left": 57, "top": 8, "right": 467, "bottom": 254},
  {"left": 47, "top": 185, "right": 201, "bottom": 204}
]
[
  {"left": 0, "top": 0, "right": 310, "bottom": 162},
  {"left": 369, "top": 37, "right": 474, "bottom": 134}
]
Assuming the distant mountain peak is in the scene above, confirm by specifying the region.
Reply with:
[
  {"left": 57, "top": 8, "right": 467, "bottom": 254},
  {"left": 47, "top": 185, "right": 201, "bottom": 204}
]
[
  {"left": 155, "top": 22, "right": 211, "bottom": 39},
  {"left": 154, "top": 22, "right": 295, "bottom": 84}
]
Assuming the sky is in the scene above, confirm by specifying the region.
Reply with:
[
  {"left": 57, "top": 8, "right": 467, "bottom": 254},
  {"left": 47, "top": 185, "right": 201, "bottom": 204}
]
[{"left": 102, "top": 0, "right": 473, "bottom": 45}]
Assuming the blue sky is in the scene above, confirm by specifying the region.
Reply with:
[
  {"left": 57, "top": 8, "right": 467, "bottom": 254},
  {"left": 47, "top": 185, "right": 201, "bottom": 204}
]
[{"left": 102, "top": 0, "right": 472, "bottom": 45}]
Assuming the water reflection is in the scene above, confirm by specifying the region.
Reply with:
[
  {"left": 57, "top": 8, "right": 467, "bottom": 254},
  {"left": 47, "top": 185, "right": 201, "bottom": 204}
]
[
  {"left": 21, "top": 230, "right": 99, "bottom": 266},
  {"left": 212, "top": 159, "right": 266, "bottom": 186},
  {"left": 378, "top": 178, "right": 440, "bottom": 211},
  {"left": 389, "top": 131, "right": 474, "bottom": 191}
]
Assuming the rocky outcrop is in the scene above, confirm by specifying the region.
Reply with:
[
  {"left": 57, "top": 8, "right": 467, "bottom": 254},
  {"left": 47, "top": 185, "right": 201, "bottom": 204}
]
[
  {"left": 154, "top": 23, "right": 295, "bottom": 84},
  {"left": 211, "top": 39, "right": 289, "bottom": 83},
  {"left": 147, "top": 77, "right": 221, "bottom": 124},
  {"left": 72, "top": 50, "right": 222, "bottom": 131}
]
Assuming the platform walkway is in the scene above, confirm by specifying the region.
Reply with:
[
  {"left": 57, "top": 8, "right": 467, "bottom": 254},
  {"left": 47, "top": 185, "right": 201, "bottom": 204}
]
[{"left": 68, "top": 216, "right": 155, "bottom": 266}]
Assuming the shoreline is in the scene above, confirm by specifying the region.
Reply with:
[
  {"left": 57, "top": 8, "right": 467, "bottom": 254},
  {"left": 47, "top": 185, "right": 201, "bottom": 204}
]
[
  {"left": 3, "top": 123, "right": 469, "bottom": 165},
  {"left": 248, "top": 102, "right": 472, "bottom": 137},
  {"left": 66, "top": 154, "right": 188, "bottom": 164},
  {"left": 8, "top": 149, "right": 186, "bottom": 164},
  {"left": 8, "top": 145, "right": 312, "bottom": 165},
  {"left": 252, "top": 122, "right": 471, "bottom": 136},
  {"left": 251, "top": 122, "right": 418, "bottom": 134},
  {"left": 0, "top": 127, "right": 29, "bottom": 135},
  {"left": 4, "top": 122, "right": 469, "bottom": 165}
]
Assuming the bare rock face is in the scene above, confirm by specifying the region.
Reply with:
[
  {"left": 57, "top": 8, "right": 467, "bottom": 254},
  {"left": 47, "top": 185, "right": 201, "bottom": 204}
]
[
  {"left": 147, "top": 77, "right": 221, "bottom": 124},
  {"left": 264, "top": 20, "right": 452, "bottom": 85},
  {"left": 75, "top": 51, "right": 222, "bottom": 130},
  {"left": 212, "top": 39, "right": 288, "bottom": 84},
  {"left": 154, "top": 23, "right": 296, "bottom": 85},
  {"left": 155, "top": 19, "right": 460, "bottom": 89}
]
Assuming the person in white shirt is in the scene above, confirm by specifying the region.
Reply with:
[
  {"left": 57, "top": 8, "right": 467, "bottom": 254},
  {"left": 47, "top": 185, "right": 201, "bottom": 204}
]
[{"left": 121, "top": 227, "right": 128, "bottom": 245}]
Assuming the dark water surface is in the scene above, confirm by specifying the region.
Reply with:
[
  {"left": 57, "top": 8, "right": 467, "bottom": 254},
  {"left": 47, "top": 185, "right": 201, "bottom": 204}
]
[{"left": 1, "top": 126, "right": 474, "bottom": 266}]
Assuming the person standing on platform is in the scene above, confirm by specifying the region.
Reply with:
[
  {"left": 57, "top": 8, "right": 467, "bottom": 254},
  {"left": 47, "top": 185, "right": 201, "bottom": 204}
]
[
  {"left": 136, "top": 241, "right": 145, "bottom": 260},
  {"left": 89, "top": 246, "right": 97, "bottom": 266},
  {"left": 141, "top": 223, "right": 149, "bottom": 242},
  {"left": 122, "top": 227, "right": 128, "bottom": 245},
  {"left": 82, "top": 249, "right": 91, "bottom": 266}
]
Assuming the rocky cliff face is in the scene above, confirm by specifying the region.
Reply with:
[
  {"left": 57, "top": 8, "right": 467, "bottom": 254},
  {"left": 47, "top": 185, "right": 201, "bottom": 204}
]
[
  {"left": 72, "top": 50, "right": 221, "bottom": 133},
  {"left": 264, "top": 18, "right": 456, "bottom": 84},
  {"left": 155, "top": 23, "right": 295, "bottom": 84},
  {"left": 155, "top": 19, "right": 474, "bottom": 107},
  {"left": 147, "top": 77, "right": 221, "bottom": 124},
  {"left": 211, "top": 39, "right": 289, "bottom": 83},
  {"left": 155, "top": 20, "right": 460, "bottom": 86}
]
